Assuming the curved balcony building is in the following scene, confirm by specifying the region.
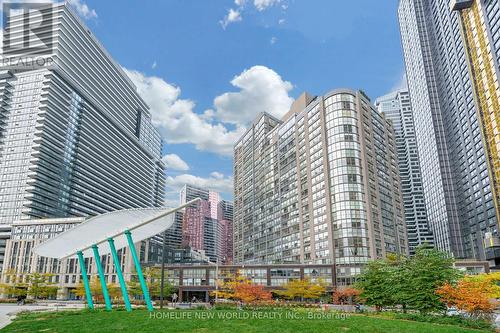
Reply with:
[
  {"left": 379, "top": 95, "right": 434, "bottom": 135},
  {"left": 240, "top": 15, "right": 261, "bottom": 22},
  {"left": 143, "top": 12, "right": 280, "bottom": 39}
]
[{"left": 233, "top": 89, "right": 408, "bottom": 286}]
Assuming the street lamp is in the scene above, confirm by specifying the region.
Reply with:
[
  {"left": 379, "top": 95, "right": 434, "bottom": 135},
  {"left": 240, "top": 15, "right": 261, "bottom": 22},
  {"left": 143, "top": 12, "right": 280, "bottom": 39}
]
[{"left": 159, "top": 230, "right": 167, "bottom": 309}]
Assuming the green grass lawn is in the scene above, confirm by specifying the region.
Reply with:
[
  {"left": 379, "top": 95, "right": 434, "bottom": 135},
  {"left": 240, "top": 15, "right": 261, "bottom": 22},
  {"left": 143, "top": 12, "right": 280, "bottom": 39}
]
[{"left": 1, "top": 309, "right": 492, "bottom": 333}]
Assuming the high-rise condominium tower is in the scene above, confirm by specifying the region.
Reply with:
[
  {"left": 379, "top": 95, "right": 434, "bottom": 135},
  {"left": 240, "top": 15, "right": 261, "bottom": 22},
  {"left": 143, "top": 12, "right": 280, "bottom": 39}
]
[
  {"left": 450, "top": 0, "right": 500, "bottom": 262},
  {"left": 180, "top": 185, "right": 233, "bottom": 263},
  {"left": 0, "top": 3, "right": 165, "bottom": 223},
  {"left": 398, "top": 0, "right": 499, "bottom": 261},
  {"left": 181, "top": 184, "right": 210, "bottom": 205},
  {"left": 376, "top": 89, "right": 434, "bottom": 254},
  {"left": 234, "top": 89, "right": 407, "bottom": 285}
]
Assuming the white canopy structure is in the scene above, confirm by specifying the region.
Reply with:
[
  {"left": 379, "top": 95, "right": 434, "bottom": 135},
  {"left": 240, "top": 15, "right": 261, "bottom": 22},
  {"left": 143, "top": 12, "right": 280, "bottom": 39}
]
[
  {"left": 32, "top": 198, "right": 200, "bottom": 312},
  {"left": 34, "top": 205, "right": 185, "bottom": 259}
]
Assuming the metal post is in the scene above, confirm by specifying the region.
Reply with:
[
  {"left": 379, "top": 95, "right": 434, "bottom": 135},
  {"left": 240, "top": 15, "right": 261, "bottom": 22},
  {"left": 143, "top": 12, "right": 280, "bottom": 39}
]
[
  {"left": 77, "top": 251, "right": 94, "bottom": 310},
  {"left": 91, "top": 245, "right": 112, "bottom": 311},
  {"left": 124, "top": 230, "right": 153, "bottom": 311},
  {"left": 108, "top": 238, "right": 132, "bottom": 311},
  {"left": 215, "top": 258, "right": 219, "bottom": 303},
  {"left": 160, "top": 230, "right": 166, "bottom": 309}
]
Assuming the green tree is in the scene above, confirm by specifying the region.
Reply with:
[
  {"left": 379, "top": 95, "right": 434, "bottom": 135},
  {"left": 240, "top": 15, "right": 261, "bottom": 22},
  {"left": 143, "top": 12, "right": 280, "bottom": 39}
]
[
  {"left": 355, "top": 260, "right": 395, "bottom": 311},
  {"left": 356, "top": 246, "right": 460, "bottom": 313},
  {"left": 148, "top": 267, "right": 176, "bottom": 299},
  {"left": 26, "top": 273, "right": 57, "bottom": 299},
  {"left": 127, "top": 267, "right": 176, "bottom": 300},
  {"left": 404, "top": 246, "right": 462, "bottom": 314},
  {"left": 126, "top": 280, "right": 142, "bottom": 298},
  {"left": 386, "top": 254, "right": 412, "bottom": 312}
]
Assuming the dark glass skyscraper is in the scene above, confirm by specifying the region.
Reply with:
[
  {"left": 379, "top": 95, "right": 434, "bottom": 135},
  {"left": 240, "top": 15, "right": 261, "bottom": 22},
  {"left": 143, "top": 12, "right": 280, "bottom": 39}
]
[{"left": 398, "top": 0, "right": 499, "bottom": 261}]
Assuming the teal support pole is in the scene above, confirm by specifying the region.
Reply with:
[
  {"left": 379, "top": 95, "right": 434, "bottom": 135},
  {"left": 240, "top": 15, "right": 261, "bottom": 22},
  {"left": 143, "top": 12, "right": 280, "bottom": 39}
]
[
  {"left": 77, "top": 251, "right": 94, "bottom": 310},
  {"left": 125, "top": 230, "right": 153, "bottom": 311},
  {"left": 92, "top": 245, "right": 112, "bottom": 311},
  {"left": 108, "top": 238, "right": 132, "bottom": 311}
]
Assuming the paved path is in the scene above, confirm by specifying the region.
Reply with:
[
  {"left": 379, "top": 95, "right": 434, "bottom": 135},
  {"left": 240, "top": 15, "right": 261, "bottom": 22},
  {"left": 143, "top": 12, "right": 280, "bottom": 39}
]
[{"left": 0, "top": 303, "right": 84, "bottom": 330}]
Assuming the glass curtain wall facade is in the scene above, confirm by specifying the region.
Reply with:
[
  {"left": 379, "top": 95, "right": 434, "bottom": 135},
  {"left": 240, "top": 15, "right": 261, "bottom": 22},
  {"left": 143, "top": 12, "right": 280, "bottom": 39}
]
[
  {"left": 450, "top": 0, "right": 500, "bottom": 265},
  {"left": 376, "top": 89, "right": 435, "bottom": 254},
  {"left": 234, "top": 89, "right": 407, "bottom": 286},
  {"left": 0, "top": 3, "right": 165, "bottom": 224},
  {"left": 451, "top": 0, "right": 500, "bottom": 232},
  {"left": 398, "top": 0, "right": 499, "bottom": 260}
]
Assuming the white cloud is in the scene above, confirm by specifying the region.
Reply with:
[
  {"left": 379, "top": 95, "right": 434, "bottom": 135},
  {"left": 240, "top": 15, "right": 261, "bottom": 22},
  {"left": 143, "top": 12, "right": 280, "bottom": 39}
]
[
  {"left": 151, "top": 61, "right": 157, "bottom": 69},
  {"left": 278, "top": 18, "right": 285, "bottom": 25},
  {"left": 220, "top": 8, "right": 242, "bottom": 29},
  {"left": 125, "top": 65, "right": 293, "bottom": 156},
  {"left": 254, "top": 0, "right": 281, "bottom": 11},
  {"left": 221, "top": 0, "right": 287, "bottom": 28},
  {"left": 125, "top": 68, "right": 246, "bottom": 156},
  {"left": 162, "top": 154, "right": 190, "bottom": 171},
  {"left": 270, "top": 36, "right": 277, "bottom": 44},
  {"left": 67, "top": 0, "right": 97, "bottom": 19},
  {"left": 210, "top": 171, "right": 224, "bottom": 179},
  {"left": 166, "top": 173, "right": 234, "bottom": 195},
  {"left": 213, "top": 65, "right": 294, "bottom": 126}
]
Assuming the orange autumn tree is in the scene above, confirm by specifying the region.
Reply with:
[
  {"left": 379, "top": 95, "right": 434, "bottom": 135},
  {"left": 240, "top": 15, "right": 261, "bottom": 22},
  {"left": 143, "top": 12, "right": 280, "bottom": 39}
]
[
  {"left": 436, "top": 272, "right": 500, "bottom": 319},
  {"left": 212, "top": 271, "right": 246, "bottom": 300},
  {"left": 333, "top": 287, "right": 361, "bottom": 305},
  {"left": 212, "top": 271, "right": 272, "bottom": 304},
  {"left": 234, "top": 280, "right": 272, "bottom": 304}
]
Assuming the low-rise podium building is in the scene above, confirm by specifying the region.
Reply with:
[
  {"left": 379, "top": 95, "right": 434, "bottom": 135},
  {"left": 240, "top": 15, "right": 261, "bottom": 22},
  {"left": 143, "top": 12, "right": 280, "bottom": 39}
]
[
  {"left": 1, "top": 217, "right": 160, "bottom": 299},
  {"left": 156, "top": 261, "right": 490, "bottom": 302}
]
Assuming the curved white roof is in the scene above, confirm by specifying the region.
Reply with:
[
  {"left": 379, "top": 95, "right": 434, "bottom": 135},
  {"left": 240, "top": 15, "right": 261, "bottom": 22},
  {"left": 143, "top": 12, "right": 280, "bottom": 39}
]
[{"left": 33, "top": 199, "right": 199, "bottom": 259}]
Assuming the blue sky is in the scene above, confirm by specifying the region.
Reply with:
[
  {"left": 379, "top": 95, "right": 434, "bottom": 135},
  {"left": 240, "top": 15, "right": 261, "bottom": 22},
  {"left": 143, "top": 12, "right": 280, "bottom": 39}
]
[{"left": 76, "top": 0, "right": 404, "bottom": 204}]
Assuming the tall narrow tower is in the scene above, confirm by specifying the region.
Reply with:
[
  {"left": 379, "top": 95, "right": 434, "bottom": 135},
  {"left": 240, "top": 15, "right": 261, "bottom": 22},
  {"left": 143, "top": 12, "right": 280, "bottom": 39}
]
[
  {"left": 398, "top": 0, "right": 499, "bottom": 261},
  {"left": 376, "top": 89, "right": 434, "bottom": 254}
]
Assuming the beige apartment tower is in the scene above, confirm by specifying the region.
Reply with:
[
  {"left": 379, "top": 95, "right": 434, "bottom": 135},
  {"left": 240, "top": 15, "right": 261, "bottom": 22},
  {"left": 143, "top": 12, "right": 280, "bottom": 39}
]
[{"left": 233, "top": 89, "right": 408, "bottom": 286}]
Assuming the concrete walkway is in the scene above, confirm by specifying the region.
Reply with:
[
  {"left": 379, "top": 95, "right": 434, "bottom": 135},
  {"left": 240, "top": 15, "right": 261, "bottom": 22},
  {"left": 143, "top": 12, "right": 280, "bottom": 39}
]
[{"left": 0, "top": 302, "right": 84, "bottom": 330}]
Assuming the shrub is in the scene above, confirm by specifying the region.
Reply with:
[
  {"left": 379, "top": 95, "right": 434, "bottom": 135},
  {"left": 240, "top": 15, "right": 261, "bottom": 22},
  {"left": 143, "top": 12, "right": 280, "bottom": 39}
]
[
  {"left": 386, "top": 312, "right": 494, "bottom": 331},
  {"left": 214, "top": 303, "right": 237, "bottom": 310}
]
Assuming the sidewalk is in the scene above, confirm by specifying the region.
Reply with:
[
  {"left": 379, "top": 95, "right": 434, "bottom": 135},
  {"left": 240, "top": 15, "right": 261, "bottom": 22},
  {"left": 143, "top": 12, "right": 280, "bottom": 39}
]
[{"left": 0, "top": 302, "right": 84, "bottom": 330}]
